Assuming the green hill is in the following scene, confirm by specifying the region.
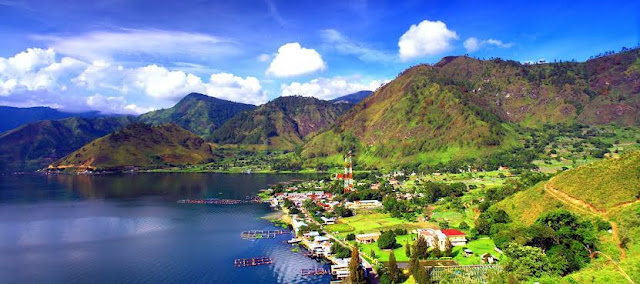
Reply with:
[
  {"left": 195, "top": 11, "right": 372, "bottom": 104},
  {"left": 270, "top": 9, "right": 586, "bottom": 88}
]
[
  {"left": 52, "top": 123, "right": 218, "bottom": 170},
  {"left": 211, "top": 96, "right": 352, "bottom": 150},
  {"left": 0, "top": 116, "right": 133, "bottom": 172},
  {"left": 302, "top": 48, "right": 640, "bottom": 169},
  {"left": 493, "top": 152, "right": 640, "bottom": 283},
  {"left": 139, "top": 93, "right": 256, "bottom": 138}
]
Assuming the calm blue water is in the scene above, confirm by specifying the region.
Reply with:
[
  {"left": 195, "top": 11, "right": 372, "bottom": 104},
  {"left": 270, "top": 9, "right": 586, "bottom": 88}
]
[{"left": 0, "top": 173, "right": 331, "bottom": 284}]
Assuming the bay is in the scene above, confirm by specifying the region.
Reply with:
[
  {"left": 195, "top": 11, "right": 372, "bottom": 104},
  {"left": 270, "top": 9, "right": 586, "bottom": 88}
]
[{"left": 0, "top": 173, "right": 331, "bottom": 284}]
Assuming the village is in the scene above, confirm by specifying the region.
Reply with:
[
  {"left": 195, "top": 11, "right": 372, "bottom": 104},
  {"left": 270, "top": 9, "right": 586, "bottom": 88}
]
[{"left": 262, "top": 151, "right": 506, "bottom": 283}]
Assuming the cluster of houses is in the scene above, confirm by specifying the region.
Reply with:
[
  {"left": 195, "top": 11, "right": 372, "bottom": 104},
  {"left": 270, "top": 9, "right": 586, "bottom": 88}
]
[{"left": 270, "top": 191, "right": 338, "bottom": 209}]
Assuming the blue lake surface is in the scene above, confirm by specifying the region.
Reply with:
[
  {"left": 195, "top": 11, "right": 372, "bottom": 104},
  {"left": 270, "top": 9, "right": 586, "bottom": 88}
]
[{"left": 0, "top": 173, "right": 331, "bottom": 284}]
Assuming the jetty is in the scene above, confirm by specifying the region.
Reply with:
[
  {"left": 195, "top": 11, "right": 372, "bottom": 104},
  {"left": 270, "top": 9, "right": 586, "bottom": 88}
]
[
  {"left": 301, "top": 268, "right": 329, "bottom": 276},
  {"left": 234, "top": 257, "right": 273, "bottom": 267},
  {"left": 241, "top": 230, "right": 290, "bottom": 239}
]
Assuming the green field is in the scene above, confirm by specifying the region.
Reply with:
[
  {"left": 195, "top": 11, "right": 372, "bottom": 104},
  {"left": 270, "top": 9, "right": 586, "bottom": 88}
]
[
  {"left": 325, "top": 211, "right": 432, "bottom": 238},
  {"left": 452, "top": 238, "right": 503, "bottom": 265},
  {"left": 355, "top": 234, "right": 417, "bottom": 262}
]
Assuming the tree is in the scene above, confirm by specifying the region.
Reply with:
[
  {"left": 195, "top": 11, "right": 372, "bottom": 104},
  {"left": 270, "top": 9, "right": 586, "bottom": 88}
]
[
  {"left": 370, "top": 248, "right": 376, "bottom": 259},
  {"left": 378, "top": 230, "right": 397, "bottom": 249},
  {"left": 346, "top": 247, "right": 367, "bottom": 284},
  {"left": 414, "top": 236, "right": 429, "bottom": 259},
  {"left": 346, "top": 233, "right": 356, "bottom": 241},
  {"left": 443, "top": 238, "right": 453, "bottom": 257},
  {"left": 405, "top": 241, "right": 412, "bottom": 257},
  {"left": 387, "top": 251, "right": 402, "bottom": 283},
  {"left": 503, "top": 242, "right": 551, "bottom": 281}
]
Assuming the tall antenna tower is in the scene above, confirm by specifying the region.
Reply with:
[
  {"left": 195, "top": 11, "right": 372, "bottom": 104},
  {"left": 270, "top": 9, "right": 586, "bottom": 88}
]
[{"left": 343, "top": 150, "right": 354, "bottom": 192}]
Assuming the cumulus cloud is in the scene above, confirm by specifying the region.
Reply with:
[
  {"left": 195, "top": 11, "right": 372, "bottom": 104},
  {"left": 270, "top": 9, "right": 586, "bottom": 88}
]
[
  {"left": 398, "top": 20, "right": 459, "bottom": 61},
  {"left": 0, "top": 47, "right": 267, "bottom": 113},
  {"left": 266, "top": 42, "right": 326, "bottom": 77},
  {"left": 280, "top": 76, "right": 387, "bottom": 100},
  {"left": 464, "top": 37, "right": 513, "bottom": 53},
  {"left": 35, "top": 29, "right": 237, "bottom": 62},
  {"left": 0, "top": 48, "right": 86, "bottom": 95},
  {"left": 320, "top": 29, "right": 394, "bottom": 62}
]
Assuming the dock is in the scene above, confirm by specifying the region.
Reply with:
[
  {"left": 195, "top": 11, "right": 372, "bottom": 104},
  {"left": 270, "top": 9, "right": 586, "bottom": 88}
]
[
  {"left": 177, "top": 196, "right": 262, "bottom": 205},
  {"left": 234, "top": 257, "right": 273, "bottom": 267},
  {"left": 241, "top": 230, "right": 290, "bottom": 239}
]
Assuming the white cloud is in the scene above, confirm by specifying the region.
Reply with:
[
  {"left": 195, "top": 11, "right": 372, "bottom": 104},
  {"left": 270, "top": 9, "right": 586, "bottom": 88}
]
[
  {"left": 398, "top": 20, "right": 459, "bottom": 61},
  {"left": 133, "top": 64, "right": 206, "bottom": 100},
  {"left": 206, "top": 73, "right": 267, "bottom": 105},
  {"left": 0, "top": 48, "right": 86, "bottom": 95},
  {"left": 266, "top": 42, "right": 326, "bottom": 77},
  {"left": 280, "top": 76, "right": 387, "bottom": 100},
  {"left": 0, "top": 47, "right": 267, "bottom": 113},
  {"left": 86, "top": 94, "right": 154, "bottom": 115},
  {"left": 464, "top": 37, "right": 513, "bottom": 53},
  {"left": 320, "top": 29, "right": 394, "bottom": 62},
  {"left": 35, "top": 29, "right": 237, "bottom": 62}
]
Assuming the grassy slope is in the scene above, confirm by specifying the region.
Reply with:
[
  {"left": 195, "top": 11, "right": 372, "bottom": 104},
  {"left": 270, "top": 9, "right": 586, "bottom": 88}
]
[
  {"left": 548, "top": 151, "right": 640, "bottom": 211},
  {"left": 53, "top": 123, "right": 217, "bottom": 169},
  {"left": 303, "top": 65, "right": 519, "bottom": 168},
  {"left": 494, "top": 153, "right": 640, "bottom": 283}
]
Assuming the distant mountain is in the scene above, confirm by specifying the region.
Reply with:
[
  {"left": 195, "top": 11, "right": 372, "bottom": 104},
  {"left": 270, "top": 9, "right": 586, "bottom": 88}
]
[
  {"left": 0, "top": 106, "right": 100, "bottom": 133},
  {"left": 0, "top": 116, "right": 134, "bottom": 172},
  {"left": 330, "top": 91, "right": 373, "bottom": 104},
  {"left": 139, "top": 93, "right": 256, "bottom": 138},
  {"left": 303, "top": 48, "right": 640, "bottom": 168},
  {"left": 51, "top": 123, "right": 218, "bottom": 170},
  {"left": 210, "top": 96, "right": 352, "bottom": 149}
]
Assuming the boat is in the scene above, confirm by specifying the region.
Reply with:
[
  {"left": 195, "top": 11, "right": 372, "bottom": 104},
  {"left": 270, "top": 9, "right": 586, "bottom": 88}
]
[{"left": 287, "top": 238, "right": 302, "bottom": 244}]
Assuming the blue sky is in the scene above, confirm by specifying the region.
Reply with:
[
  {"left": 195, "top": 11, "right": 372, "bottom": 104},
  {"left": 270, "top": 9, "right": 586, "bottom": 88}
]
[{"left": 0, "top": 0, "right": 638, "bottom": 114}]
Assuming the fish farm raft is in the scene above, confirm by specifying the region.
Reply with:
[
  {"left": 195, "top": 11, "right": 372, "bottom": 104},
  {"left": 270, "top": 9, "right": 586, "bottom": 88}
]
[
  {"left": 234, "top": 257, "right": 273, "bottom": 267},
  {"left": 241, "top": 230, "right": 290, "bottom": 239}
]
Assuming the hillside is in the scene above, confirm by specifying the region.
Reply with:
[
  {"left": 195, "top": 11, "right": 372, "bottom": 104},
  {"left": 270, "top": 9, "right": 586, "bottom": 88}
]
[
  {"left": 139, "top": 93, "right": 256, "bottom": 138},
  {"left": 52, "top": 123, "right": 217, "bottom": 170},
  {"left": 0, "top": 116, "right": 133, "bottom": 172},
  {"left": 547, "top": 151, "right": 640, "bottom": 211},
  {"left": 302, "top": 64, "right": 520, "bottom": 168},
  {"left": 302, "top": 48, "right": 640, "bottom": 168},
  {"left": 330, "top": 90, "right": 373, "bottom": 104},
  {"left": 210, "top": 96, "right": 352, "bottom": 150},
  {"left": 494, "top": 152, "right": 640, "bottom": 283},
  {"left": 0, "top": 106, "right": 100, "bottom": 133}
]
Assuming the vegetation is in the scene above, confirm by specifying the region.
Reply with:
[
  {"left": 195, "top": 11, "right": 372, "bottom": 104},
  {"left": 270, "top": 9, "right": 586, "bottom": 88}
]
[
  {"left": 52, "top": 123, "right": 218, "bottom": 170},
  {"left": 0, "top": 116, "right": 133, "bottom": 172},
  {"left": 139, "top": 92, "right": 255, "bottom": 138}
]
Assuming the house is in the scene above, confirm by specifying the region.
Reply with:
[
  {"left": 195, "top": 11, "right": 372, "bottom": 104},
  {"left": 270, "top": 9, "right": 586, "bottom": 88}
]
[
  {"left": 292, "top": 215, "right": 308, "bottom": 234},
  {"left": 440, "top": 229, "right": 467, "bottom": 246},
  {"left": 355, "top": 233, "right": 380, "bottom": 244},
  {"left": 345, "top": 200, "right": 382, "bottom": 210},
  {"left": 418, "top": 228, "right": 467, "bottom": 250},
  {"left": 303, "top": 231, "right": 320, "bottom": 240},
  {"left": 481, "top": 253, "right": 499, "bottom": 264},
  {"left": 331, "top": 259, "right": 351, "bottom": 279}
]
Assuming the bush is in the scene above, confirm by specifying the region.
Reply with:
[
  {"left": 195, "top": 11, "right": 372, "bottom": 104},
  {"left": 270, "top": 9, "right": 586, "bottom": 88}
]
[{"left": 346, "top": 233, "right": 356, "bottom": 241}]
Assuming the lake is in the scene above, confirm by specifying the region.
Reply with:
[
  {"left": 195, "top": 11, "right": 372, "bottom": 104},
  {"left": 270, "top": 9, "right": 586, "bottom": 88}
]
[{"left": 0, "top": 173, "right": 331, "bottom": 284}]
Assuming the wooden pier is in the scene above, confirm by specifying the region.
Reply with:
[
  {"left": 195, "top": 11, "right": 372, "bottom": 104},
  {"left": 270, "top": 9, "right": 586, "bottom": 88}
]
[
  {"left": 234, "top": 257, "right": 273, "bottom": 267},
  {"left": 301, "top": 268, "right": 329, "bottom": 276},
  {"left": 241, "top": 230, "right": 290, "bottom": 239}
]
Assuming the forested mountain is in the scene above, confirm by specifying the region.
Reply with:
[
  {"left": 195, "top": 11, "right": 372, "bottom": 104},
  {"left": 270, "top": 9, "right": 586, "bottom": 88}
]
[
  {"left": 0, "top": 106, "right": 100, "bottom": 133},
  {"left": 52, "top": 123, "right": 218, "bottom": 170},
  {"left": 211, "top": 96, "right": 352, "bottom": 150},
  {"left": 139, "top": 93, "right": 256, "bottom": 138},
  {"left": 0, "top": 116, "right": 134, "bottom": 172},
  {"left": 302, "top": 48, "right": 640, "bottom": 168}
]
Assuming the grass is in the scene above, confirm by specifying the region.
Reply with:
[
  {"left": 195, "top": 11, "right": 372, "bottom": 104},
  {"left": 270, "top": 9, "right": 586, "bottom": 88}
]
[
  {"left": 324, "top": 211, "right": 433, "bottom": 239},
  {"left": 493, "top": 183, "right": 567, "bottom": 225},
  {"left": 549, "top": 151, "right": 640, "bottom": 211},
  {"left": 452, "top": 238, "right": 503, "bottom": 265},
  {"left": 355, "top": 234, "right": 417, "bottom": 262}
]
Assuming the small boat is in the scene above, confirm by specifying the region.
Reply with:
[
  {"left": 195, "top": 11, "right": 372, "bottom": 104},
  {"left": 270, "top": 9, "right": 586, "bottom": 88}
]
[{"left": 287, "top": 238, "right": 301, "bottom": 244}]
